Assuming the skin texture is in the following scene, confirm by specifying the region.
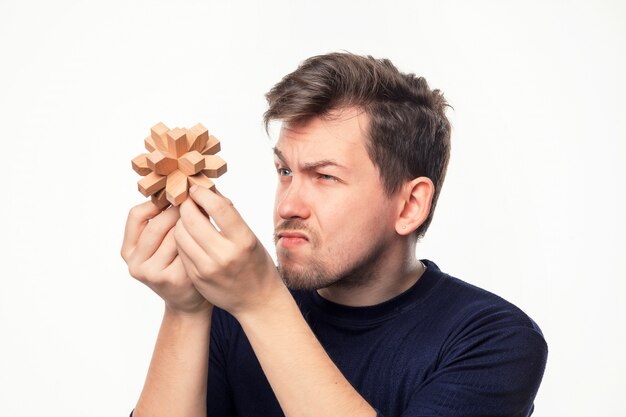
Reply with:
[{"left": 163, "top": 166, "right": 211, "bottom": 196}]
[
  {"left": 122, "top": 106, "right": 435, "bottom": 417},
  {"left": 121, "top": 203, "right": 212, "bottom": 417},
  {"left": 121, "top": 202, "right": 210, "bottom": 314},
  {"left": 273, "top": 110, "right": 398, "bottom": 292},
  {"left": 274, "top": 108, "right": 433, "bottom": 306}
]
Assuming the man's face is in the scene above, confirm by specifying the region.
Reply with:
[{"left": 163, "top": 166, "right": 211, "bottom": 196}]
[{"left": 273, "top": 108, "right": 399, "bottom": 291}]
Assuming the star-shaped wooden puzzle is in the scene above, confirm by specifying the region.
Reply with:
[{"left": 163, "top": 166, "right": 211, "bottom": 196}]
[{"left": 131, "top": 122, "right": 227, "bottom": 208}]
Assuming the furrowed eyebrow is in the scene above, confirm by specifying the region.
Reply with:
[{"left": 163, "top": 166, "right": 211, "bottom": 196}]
[
  {"left": 301, "top": 160, "right": 347, "bottom": 172},
  {"left": 273, "top": 147, "right": 286, "bottom": 164},
  {"left": 273, "top": 147, "right": 348, "bottom": 172}
]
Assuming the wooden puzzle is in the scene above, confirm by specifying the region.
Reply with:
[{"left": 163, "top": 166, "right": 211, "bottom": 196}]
[{"left": 132, "top": 122, "right": 227, "bottom": 208}]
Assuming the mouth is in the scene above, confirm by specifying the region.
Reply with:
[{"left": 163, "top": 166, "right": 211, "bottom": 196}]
[
  {"left": 276, "top": 231, "right": 309, "bottom": 248},
  {"left": 277, "top": 231, "right": 309, "bottom": 240}
]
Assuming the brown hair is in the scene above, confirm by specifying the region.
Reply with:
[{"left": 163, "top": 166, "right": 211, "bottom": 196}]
[{"left": 264, "top": 52, "right": 451, "bottom": 239}]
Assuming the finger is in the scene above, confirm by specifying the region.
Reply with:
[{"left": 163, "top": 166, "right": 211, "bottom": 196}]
[
  {"left": 176, "top": 224, "right": 214, "bottom": 284},
  {"left": 163, "top": 254, "right": 185, "bottom": 275},
  {"left": 213, "top": 186, "right": 225, "bottom": 198},
  {"left": 121, "top": 201, "right": 164, "bottom": 259},
  {"left": 176, "top": 245, "right": 219, "bottom": 299},
  {"left": 146, "top": 226, "right": 178, "bottom": 271},
  {"left": 174, "top": 217, "right": 218, "bottom": 262},
  {"left": 175, "top": 243, "right": 200, "bottom": 280},
  {"left": 129, "top": 206, "right": 180, "bottom": 265},
  {"left": 188, "top": 186, "right": 251, "bottom": 242},
  {"left": 179, "top": 197, "right": 227, "bottom": 255}
]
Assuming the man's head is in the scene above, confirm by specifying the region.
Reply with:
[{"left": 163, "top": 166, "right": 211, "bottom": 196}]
[
  {"left": 265, "top": 52, "right": 451, "bottom": 294},
  {"left": 265, "top": 52, "right": 451, "bottom": 239}
]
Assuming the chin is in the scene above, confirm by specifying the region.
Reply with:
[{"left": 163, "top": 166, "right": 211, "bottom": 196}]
[{"left": 277, "top": 264, "right": 339, "bottom": 291}]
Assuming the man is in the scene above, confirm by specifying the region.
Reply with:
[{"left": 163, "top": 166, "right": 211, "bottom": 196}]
[{"left": 122, "top": 52, "right": 547, "bottom": 417}]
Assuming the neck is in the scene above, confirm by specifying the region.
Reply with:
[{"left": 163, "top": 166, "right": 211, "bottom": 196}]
[{"left": 316, "top": 238, "right": 425, "bottom": 307}]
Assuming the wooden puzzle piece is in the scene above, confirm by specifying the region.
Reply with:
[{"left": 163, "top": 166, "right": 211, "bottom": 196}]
[
  {"left": 187, "top": 123, "right": 209, "bottom": 152},
  {"left": 144, "top": 136, "right": 157, "bottom": 152},
  {"left": 166, "top": 169, "right": 188, "bottom": 206},
  {"left": 203, "top": 155, "right": 227, "bottom": 178},
  {"left": 188, "top": 173, "right": 216, "bottom": 191},
  {"left": 202, "top": 135, "right": 221, "bottom": 155},
  {"left": 131, "top": 154, "right": 151, "bottom": 176},
  {"left": 151, "top": 122, "right": 170, "bottom": 152},
  {"left": 167, "top": 128, "right": 188, "bottom": 158},
  {"left": 178, "top": 151, "right": 205, "bottom": 175},
  {"left": 147, "top": 150, "right": 178, "bottom": 176},
  {"left": 138, "top": 172, "right": 167, "bottom": 197},
  {"left": 132, "top": 122, "right": 227, "bottom": 207},
  {"left": 151, "top": 189, "right": 169, "bottom": 209}
]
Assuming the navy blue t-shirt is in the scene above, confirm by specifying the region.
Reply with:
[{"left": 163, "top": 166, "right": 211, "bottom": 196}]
[{"left": 205, "top": 260, "right": 547, "bottom": 417}]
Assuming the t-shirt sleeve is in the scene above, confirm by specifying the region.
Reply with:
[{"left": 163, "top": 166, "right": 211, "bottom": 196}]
[{"left": 399, "top": 309, "right": 548, "bottom": 417}]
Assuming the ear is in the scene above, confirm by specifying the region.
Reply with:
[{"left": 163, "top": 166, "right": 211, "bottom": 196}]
[{"left": 394, "top": 177, "right": 434, "bottom": 236}]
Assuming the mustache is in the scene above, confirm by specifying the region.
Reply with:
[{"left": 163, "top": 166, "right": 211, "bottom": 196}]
[{"left": 273, "top": 220, "right": 315, "bottom": 243}]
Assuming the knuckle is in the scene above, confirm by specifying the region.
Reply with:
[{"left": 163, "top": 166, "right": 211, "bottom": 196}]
[
  {"left": 218, "top": 252, "right": 239, "bottom": 272},
  {"left": 148, "top": 272, "right": 169, "bottom": 288},
  {"left": 198, "top": 263, "right": 214, "bottom": 279},
  {"left": 242, "top": 235, "right": 258, "bottom": 252},
  {"left": 184, "top": 214, "right": 200, "bottom": 230},
  {"left": 213, "top": 198, "right": 233, "bottom": 216},
  {"left": 127, "top": 263, "right": 143, "bottom": 280},
  {"left": 211, "top": 252, "right": 228, "bottom": 269},
  {"left": 128, "top": 205, "right": 144, "bottom": 222},
  {"left": 142, "top": 264, "right": 162, "bottom": 281}
]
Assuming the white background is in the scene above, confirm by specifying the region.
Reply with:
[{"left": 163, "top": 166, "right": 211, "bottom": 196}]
[{"left": 0, "top": 1, "right": 624, "bottom": 416}]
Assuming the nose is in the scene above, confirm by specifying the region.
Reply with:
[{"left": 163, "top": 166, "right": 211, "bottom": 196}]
[{"left": 275, "top": 178, "right": 311, "bottom": 220}]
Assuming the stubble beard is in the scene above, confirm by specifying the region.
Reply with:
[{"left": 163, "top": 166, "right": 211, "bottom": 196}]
[
  {"left": 274, "top": 221, "right": 387, "bottom": 291},
  {"left": 276, "top": 254, "right": 338, "bottom": 290}
]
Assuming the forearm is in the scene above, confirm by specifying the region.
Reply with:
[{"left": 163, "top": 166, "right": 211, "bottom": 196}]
[
  {"left": 236, "top": 286, "right": 376, "bottom": 417},
  {"left": 134, "top": 305, "right": 212, "bottom": 417}
]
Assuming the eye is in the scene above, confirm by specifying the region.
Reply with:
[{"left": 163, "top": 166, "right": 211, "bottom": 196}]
[
  {"left": 317, "top": 173, "right": 337, "bottom": 182},
  {"left": 277, "top": 167, "right": 292, "bottom": 177}
]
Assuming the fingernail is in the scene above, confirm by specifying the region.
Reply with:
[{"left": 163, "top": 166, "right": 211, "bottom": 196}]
[{"left": 190, "top": 185, "right": 198, "bottom": 193}]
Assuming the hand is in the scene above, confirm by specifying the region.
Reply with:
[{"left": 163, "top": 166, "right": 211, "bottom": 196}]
[
  {"left": 175, "top": 186, "right": 283, "bottom": 317},
  {"left": 121, "top": 201, "right": 211, "bottom": 315}
]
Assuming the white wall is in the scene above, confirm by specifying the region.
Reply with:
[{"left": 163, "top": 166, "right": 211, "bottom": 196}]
[{"left": 0, "top": 1, "right": 624, "bottom": 416}]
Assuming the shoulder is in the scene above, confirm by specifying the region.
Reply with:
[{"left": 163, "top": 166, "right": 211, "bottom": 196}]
[
  {"left": 407, "top": 262, "right": 548, "bottom": 415},
  {"left": 442, "top": 278, "right": 547, "bottom": 360},
  {"left": 423, "top": 260, "right": 545, "bottom": 336},
  {"left": 423, "top": 261, "right": 548, "bottom": 376}
]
